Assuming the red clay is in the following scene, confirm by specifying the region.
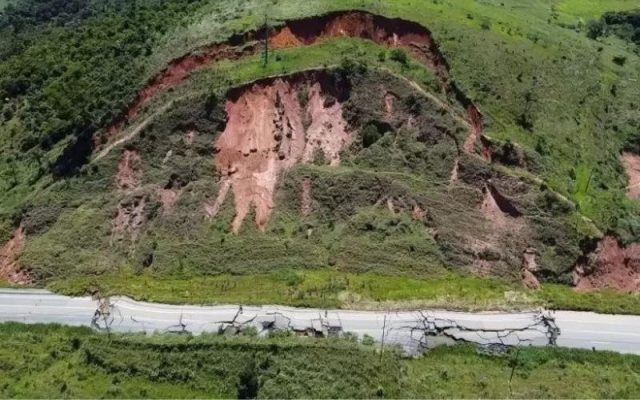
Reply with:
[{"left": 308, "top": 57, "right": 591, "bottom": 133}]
[
  {"left": 209, "top": 72, "right": 352, "bottom": 233},
  {"left": 0, "top": 224, "right": 31, "bottom": 285},
  {"left": 112, "top": 150, "right": 146, "bottom": 244},
  {"left": 116, "top": 150, "right": 142, "bottom": 191},
  {"left": 95, "top": 11, "right": 484, "bottom": 153},
  {"left": 574, "top": 236, "right": 640, "bottom": 293}
]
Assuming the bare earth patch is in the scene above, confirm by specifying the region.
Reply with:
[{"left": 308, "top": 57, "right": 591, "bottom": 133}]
[
  {"left": 522, "top": 248, "right": 541, "bottom": 290},
  {"left": 209, "top": 73, "right": 352, "bottom": 233},
  {"left": 112, "top": 150, "right": 146, "bottom": 245},
  {"left": 574, "top": 236, "right": 640, "bottom": 293},
  {"left": 116, "top": 150, "right": 142, "bottom": 190},
  {"left": 622, "top": 152, "right": 640, "bottom": 200},
  {"left": 480, "top": 184, "right": 523, "bottom": 229},
  {"left": 0, "top": 225, "right": 31, "bottom": 285}
]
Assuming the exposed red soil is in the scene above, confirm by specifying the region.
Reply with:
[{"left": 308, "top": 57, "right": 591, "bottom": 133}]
[
  {"left": 480, "top": 184, "right": 522, "bottom": 228},
  {"left": 574, "top": 236, "right": 640, "bottom": 293},
  {"left": 112, "top": 150, "right": 146, "bottom": 244},
  {"left": 111, "top": 195, "right": 147, "bottom": 245},
  {"left": 270, "top": 26, "right": 304, "bottom": 48},
  {"left": 209, "top": 72, "right": 352, "bottom": 233},
  {"left": 622, "top": 152, "right": 640, "bottom": 200},
  {"left": 116, "top": 150, "right": 142, "bottom": 191},
  {"left": 522, "top": 248, "right": 541, "bottom": 290},
  {"left": 95, "top": 11, "right": 484, "bottom": 155},
  {"left": 473, "top": 183, "right": 528, "bottom": 277},
  {"left": 0, "top": 224, "right": 31, "bottom": 285}
]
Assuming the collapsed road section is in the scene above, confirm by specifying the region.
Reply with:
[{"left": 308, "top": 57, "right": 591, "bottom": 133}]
[{"left": 1, "top": 289, "right": 640, "bottom": 355}]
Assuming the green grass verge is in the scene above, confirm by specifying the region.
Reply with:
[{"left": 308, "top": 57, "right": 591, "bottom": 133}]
[
  {"left": 49, "top": 269, "right": 640, "bottom": 314},
  {"left": 1, "top": 323, "right": 639, "bottom": 398},
  {"left": 406, "top": 344, "right": 640, "bottom": 398}
]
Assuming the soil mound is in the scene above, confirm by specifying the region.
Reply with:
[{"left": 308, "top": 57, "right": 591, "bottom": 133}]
[{"left": 208, "top": 72, "right": 352, "bottom": 233}]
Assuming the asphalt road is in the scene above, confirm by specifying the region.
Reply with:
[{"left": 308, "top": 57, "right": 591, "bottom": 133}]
[{"left": 1, "top": 289, "right": 640, "bottom": 355}]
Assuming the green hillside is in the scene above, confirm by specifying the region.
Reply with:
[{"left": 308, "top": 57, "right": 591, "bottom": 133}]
[{"left": 1, "top": 0, "right": 640, "bottom": 310}]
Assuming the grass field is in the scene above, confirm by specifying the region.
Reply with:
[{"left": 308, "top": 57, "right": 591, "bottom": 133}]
[{"left": 1, "top": 323, "right": 639, "bottom": 398}]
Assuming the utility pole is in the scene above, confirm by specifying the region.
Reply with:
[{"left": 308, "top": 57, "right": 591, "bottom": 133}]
[{"left": 379, "top": 315, "right": 387, "bottom": 363}]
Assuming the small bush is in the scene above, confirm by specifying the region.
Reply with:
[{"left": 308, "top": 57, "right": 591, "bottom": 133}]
[
  {"left": 613, "top": 56, "right": 627, "bottom": 66},
  {"left": 389, "top": 49, "right": 409, "bottom": 65}
]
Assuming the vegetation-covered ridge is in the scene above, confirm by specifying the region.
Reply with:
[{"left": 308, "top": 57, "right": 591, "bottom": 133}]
[
  {"left": 2, "top": 0, "right": 640, "bottom": 305},
  {"left": 1, "top": 323, "right": 639, "bottom": 399}
]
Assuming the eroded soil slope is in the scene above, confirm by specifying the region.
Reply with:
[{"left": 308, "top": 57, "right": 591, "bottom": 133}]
[
  {"left": 574, "top": 237, "right": 640, "bottom": 293},
  {"left": 208, "top": 72, "right": 352, "bottom": 233},
  {"left": 97, "top": 11, "right": 484, "bottom": 154},
  {"left": 0, "top": 225, "right": 30, "bottom": 285}
]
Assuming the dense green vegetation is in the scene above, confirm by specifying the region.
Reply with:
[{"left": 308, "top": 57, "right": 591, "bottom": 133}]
[
  {"left": 587, "top": 9, "right": 640, "bottom": 48},
  {"left": 1, "top": 323, "right": 639, "bottom": 398}
]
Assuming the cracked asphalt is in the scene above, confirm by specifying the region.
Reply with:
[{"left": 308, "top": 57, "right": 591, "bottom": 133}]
[{"left": 1, "top": 289, "right": 640, "bottom": 355}]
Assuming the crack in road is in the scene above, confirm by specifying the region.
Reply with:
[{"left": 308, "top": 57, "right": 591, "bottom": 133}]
[{"left": 89, "top": 299, "right": 560, "bottom": 355}]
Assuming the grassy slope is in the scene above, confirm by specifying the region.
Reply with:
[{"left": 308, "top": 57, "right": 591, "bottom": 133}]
[
  {"left": 16, "top": 37, "right": 636, "bottom": 314},
  {"left": 2, "top": 0, "right": 639, "bottom": 226},
  {"left": 49, "top": 269, "right": 640, "bottom": 315},
  {"left": 1, "top": 323, "right": 639, "bottom": 399},
  {"left": 148, "top": 0, "right": 640, "bottom": 226},
  {"left": 2, "top": 0, "right": 640, "bottom": 313}
]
